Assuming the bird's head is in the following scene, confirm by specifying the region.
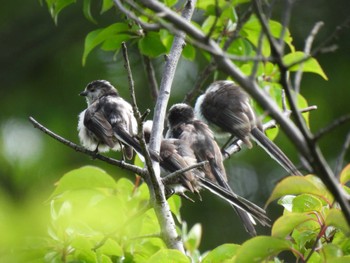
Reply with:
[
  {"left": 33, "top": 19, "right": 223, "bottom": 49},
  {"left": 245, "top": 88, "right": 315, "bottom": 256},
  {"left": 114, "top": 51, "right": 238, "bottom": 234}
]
[
  {"left": 79, "top": 80, "right": 119, "bottom": 105},
  {"left": 167, "top": 103, "right": 195, "bottom": 128}
]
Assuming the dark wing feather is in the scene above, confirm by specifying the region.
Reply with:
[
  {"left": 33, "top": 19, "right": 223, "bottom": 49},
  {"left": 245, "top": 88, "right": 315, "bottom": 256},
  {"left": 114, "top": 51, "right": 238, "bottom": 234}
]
[{"left": 84, "top": 106, "right": 115, "bottom": 148}]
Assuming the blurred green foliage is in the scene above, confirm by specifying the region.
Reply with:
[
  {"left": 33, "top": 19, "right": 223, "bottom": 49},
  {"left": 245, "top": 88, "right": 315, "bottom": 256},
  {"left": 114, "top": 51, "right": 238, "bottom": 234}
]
[{"left": 1, "top": 0, "right": 350, "bottom": 261}]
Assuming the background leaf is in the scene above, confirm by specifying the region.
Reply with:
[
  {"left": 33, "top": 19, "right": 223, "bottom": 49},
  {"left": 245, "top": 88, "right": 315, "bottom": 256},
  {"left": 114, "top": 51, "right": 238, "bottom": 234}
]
[
  {"left": 272, "top": 213, "right": 314, "bottom": 238},
  {"left": 283, "top": 51, "right": 328, "bottom": 80},
  {"left": 202, "top": 243, "right": 240, "bottom": 263},
  {"left": 235, "top": 236, "right": 292, "bottom": 263}
]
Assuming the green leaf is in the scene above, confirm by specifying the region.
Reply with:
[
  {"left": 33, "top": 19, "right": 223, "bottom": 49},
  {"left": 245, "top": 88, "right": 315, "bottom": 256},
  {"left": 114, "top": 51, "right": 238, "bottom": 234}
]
[
  {"left": 101, "top": 0, "right": 114, "bottom": 14},
  {"left": 340, "top": 163, "right": 350, "bottom": 185},
  {"left": 277, "top": 195, "right": 295, "bottom": 211},
  {"left": 145, "top": 249, "right": 190, "bottom": 263},
  {"left": 242, "top": 17, "right": 294, "bottom": 56},
  {"left": 235, "top": 236, "right": 291, "bottom": 263},
  {"left": 266, "top": 175, "right": 332, "bottom": 207},
  {"left": 82, "top": 23, "right": 131, "bottom": 65},
  {"left": 98, "top": 239, "right": 124, "bottom": 257},
  {"left": 83, "top": 0, "right": 97, "bottom": 24},
  {"left": 292, "top": 194, "right": 323, "bottom": 213},
  {"left": 202, "top": 243, "right": 240, "bottom": 263},
  {"left": 321, "top": 244, "right": 343, "bottom": 261},
  {"left": 283, "top": 51, "right": 328, "bottom": 80},
  {"left": 168, "top": 195, "right": 182, "bottom": 223},
  {"left": 272, "top": 213, "right": 314, "bottom": 238},
  {"left": 182, "top": 44, "right": 196, "bottom": 61},
  {"left": 325, "top": 209, "right": 350, "bottom": 235},
  {"left": 196, "top": 0, "right": 229, "bottom": 11},
  {"left": 50, "top": 166, "right": 117, "bottom": 198},
  {"left": 45, "top": 0, "right": 76, "bottom": 24},
  {"left": 184, "top": 223, "right": 202, "bottom": 252},
  {"left": 328, "top": 256, "right": 350, "bottom": 263},
  {"left": 138, "top": 32, "right": 167, "bottom": 57},
  {"left": 162, "top": 0, "right": 178, "bottom": 6}
]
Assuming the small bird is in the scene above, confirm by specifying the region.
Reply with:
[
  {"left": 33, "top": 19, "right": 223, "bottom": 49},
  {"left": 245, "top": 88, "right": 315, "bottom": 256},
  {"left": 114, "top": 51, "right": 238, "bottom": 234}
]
[
  {"left": 78, "top": 80, "right": 141, "bottom": 160},
  {"left": 194, "top": 80, "right": 302, "bottom": 176},
  {"left": 143, "top": 120, "right": 201, "bottom": 199},
  {"left": 166, "top": 103, "right": 269, "bottom": 236},
  {"left": 144, "top": 120, "right": 269, "bottom": 224}
]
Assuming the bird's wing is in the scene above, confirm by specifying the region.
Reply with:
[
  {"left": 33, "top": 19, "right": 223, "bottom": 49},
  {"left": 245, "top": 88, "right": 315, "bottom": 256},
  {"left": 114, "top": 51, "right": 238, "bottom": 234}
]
[{"left": 84, "top": 106, "right": 115, "bottom": 148}]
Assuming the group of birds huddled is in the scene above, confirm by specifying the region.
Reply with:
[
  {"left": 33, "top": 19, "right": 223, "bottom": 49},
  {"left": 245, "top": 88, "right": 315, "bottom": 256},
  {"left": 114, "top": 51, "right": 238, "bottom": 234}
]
[{"left": 78, "top": 79, "right": 302, "bottom": 236}]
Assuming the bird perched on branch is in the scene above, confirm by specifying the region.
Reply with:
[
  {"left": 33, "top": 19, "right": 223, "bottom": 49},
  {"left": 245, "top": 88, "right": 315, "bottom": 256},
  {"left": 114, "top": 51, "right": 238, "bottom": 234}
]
[
  {"left": 166, "top": 103, "right": 269, "bottom": 236},
  {"left": 144, "top": 120, "right": 269, "bottom": 228},
  {"left": 194, "top": 80, "right": 302, "bottom": 176},
  {"left": 78, "top": 80, "right": 147, "bottom": 160}
]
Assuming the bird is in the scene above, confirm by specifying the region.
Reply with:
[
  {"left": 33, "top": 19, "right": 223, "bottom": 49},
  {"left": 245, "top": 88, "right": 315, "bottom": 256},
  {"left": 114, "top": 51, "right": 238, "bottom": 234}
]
[
  {"left": 165, "top": 103, "right": 269, "bottom": 236},
  {"left": 143, "top": 120, "right": 201, "bottom": 199},
  {"left": 78, "top": 80, "right": 145, "bottom": 160},
  {"left": 194, "top": 80, "right": 302, "bottom": 176},
  {"left": 144, "top": 120, "right": 269, "bottom": 225}
]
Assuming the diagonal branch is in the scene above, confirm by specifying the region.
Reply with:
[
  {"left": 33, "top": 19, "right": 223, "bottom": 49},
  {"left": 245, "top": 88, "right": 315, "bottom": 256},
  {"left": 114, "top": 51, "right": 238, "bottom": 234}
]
[{"left": 28, "top": 116, "right": 147, "bottom": 177}]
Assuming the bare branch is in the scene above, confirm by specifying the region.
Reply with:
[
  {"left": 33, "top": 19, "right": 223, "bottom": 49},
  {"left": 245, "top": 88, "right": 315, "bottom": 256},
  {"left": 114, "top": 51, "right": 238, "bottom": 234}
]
[
  {"left": 252, "top": 0, "right": 350, "bottom": 223},
  {"left": 314, "top": 114, "right": 350, "bottom": 141},
  {"left": 142, "top": 55, "right": 159, "bottom": 101},
  {"left": 335, "top": 131, "right": 350, "bottom": 179},
  {"left": 223, "top": 105, "right": 318, "bottom": 159},
  {"left": 183, "top": 62, "right": 216, "bottom": 104},
  {"left": 114, "top": 0, "right": 160, "bottom": 31},
  {"left": 28, "top": 116, "right": 147, "bottom": 177},
  {"left": 294, "top": 21, "right": 324, "bottom": 93},
  {"left": 162, "top": 161, "right": 208, "bottom": 186}
]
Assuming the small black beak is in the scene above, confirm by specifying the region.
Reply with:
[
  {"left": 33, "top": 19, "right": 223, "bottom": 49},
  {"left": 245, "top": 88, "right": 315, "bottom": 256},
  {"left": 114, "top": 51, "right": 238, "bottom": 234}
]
[{"left": 79, "top": 90, "right": 88, "bottom": 96}]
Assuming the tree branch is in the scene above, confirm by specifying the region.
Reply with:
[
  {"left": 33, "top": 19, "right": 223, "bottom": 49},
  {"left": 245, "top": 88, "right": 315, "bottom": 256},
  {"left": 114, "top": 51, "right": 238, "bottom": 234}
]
[
  {"left": 28, "top": 116, "right": 147, "bottom": 177},
  {"left": 252, "top": 0, "right": 350, "bottom": 223},
  {"left": 116, "top": 0, "right": 197, "bottom": 252},
  {"left": 142, "top": 55, "right": 159, "bottom": 101}
]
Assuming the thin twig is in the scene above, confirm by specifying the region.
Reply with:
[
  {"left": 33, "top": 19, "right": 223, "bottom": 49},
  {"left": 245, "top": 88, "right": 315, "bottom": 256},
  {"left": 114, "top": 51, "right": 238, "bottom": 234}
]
[
  {"left": 121, "top": 42, "right": 157, "bottom": 180},
  {"left": 114, "top": 0, "right": 160, "bottom": 31},
  {"left": 253, "top": 0, "right": 350, "bottom": 224},
  {"left": 205, "top": 0, "right": 220, "bottom": 40},
  {"left": 28, "top": 116, "right": 147, "bottom": 177},
  {"left": 183, "top": 62, "right": 216, "bottom": 104},
  {"left": 162, "top": 161, "right": 208, "bottom": 186},
  {"left": 335, "top": 131, "right": 350, "bottom": 180},
  {"left": 314, "top": 114, "right": 350, "bottom": 141},
  {"left": 223, "top": 105, "right": 317, "bottom": 159},
  {"left": 304, "top": 224, "right": 327, "bottom": 262},
  {"left": 142, "top": 55, "right": 159, "bottom": 101},
  {"left": 294, "top": 21, "right": 324, "bottom": 94},
  {"left": 287, "top": 17, "right": 350, "bottom": 70}
]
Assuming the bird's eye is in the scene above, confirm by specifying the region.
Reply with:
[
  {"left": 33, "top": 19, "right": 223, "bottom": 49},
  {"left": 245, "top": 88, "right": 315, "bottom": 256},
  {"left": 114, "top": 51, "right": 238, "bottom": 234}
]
[{"left": 90, "top": 88, "right": 95, "bottom": 92}]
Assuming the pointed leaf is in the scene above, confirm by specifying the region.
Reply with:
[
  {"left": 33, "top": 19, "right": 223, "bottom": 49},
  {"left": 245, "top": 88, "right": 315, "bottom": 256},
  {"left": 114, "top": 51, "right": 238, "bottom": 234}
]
[
  {"left": 266, "top": 175, "right": 332, "bottom": 207},
  {"left": 235, "top": 236, "right": 291, "bottom": 263},
  {"left": 138, "top": 32, "right": 167, "bottom": 57},
  {"left": 202, "top": 243, "right": 240, "bottom": 263},
  {"left": 283, "top": 51, "right": 328, "bottom": 80},
  {"left": 50, "top": 166, "right": 117, "bottom": 198},
  {"left": 145, "top": 249, "right": 190, "bottom": 263},
  {"left": 292, "top": 194, "right": 323, "bottom": 213},
  {"left": 168, "top": 195, "right": 182, "bottom": 223},
  {"left": 325, "top": 209, "right": 350, "bottom": 235},
  {"left": 327, "top": 256, "right": 350, "bottom": 263},
  {"left": 101, "top": 0, "right": 114, "bottom": 14},
  {"left": 340, "top": 163, "right": 350, "bottom": 185},
  {"left": 83, "top": 0, "right": 97, "bottom": 24},
  {"left": 184, "top": 223, "right": 202, "bottom": 252},
  {"left": 98, "top": 239, "right": 123, "bottom": 257},
  {"left": 82, "top": 23, "right": 131, "bottom": 65},
  {"left": 272, "top": 213, "right": 314, "bottom": 238}
]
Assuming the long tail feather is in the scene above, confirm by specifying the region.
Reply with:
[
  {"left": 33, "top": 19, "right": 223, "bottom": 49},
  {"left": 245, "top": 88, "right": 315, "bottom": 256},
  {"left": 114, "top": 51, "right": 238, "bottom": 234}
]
[{"left": 251, "top": 128, "right": 302, "bottom": 176}]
